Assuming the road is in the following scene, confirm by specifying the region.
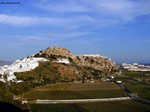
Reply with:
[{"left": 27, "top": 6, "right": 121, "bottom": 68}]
[
  {"left": 29, "top": 97, "right": 130, "bottom": 104},
  {"left": 114, "top": 81, "right": 150, "bottom": 105}
]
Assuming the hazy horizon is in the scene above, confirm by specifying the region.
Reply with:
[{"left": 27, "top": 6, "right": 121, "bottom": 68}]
[{"left": 0, "top": 0, "right": 150, "bottom": 63}]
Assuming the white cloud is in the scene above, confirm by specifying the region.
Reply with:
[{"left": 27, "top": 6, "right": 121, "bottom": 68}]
[
  {"left": 0, "top": 14, "right": 120, "bottom": 28},
  {"left": 37, "top": 0, "right": 150, "bottom": 21},
  {"left": 15, "top": 32, "right": 90, "bottom": 44},
  {"left": 0, "top": 14, "right": 64, "bottom": 26},
  {"left": 46, "top": 32, "right": 91, "bottom": 40},
  {"left": 37, "top": 0, "right": 90, "bottom": 13},
  {"left": 0, "top": 14, "right": 75, "bottom": 27},
  {"left": 0, "top": 31, "right": 90, "bottom": 47},
  {"left": 1, "top": 0, "right": 150, "bottom": 28},
  {"left": 96, "top": 0, "right": 150, "bottom": 20}
]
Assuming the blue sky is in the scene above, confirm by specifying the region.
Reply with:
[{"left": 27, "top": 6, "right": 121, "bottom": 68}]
[{"left": 0, "top": 0, "right": 150, "bottom": 63}]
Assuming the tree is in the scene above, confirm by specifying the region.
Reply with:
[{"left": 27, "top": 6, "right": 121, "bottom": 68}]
[
  {"left": 3, "top": 70, "right": 10, "bottom": 92},
  {"left": 38, "top": 73, "right": 42, "bottom": 83}
]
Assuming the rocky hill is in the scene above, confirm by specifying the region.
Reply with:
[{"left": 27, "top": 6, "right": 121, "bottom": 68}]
[
  {"left": 31, "top": 47, "right": 118, "bottom": 82},
  {"left": 35, "top": 47, "right": 117, "bottom": 73},
  {"left": 0, "top": 46, "right": 118, "bottom": 84}
]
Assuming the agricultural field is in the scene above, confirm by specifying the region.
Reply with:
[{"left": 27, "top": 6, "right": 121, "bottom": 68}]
[
  {"left": 115, "top": 71, "right": 150, "bottom": 100},
  {"left": 31, "top": 104, "right": 77, "bottom": 112},
  {"left": 127, "top": 83, "right": 150, "bottom": 100},
  {"left": 23, "top": 78, "right": 150, "bottom": 112},
  {"left": 123, "top": 71, "right": 149, "bottom": 78},
  {"left": 79, "top": 100, "right": 150, "bottom": 112},
  {"left": 31, "top": 101, "right": 150, "bottom": 112},
  {"left": 23, "top": 82, "right": 126, "bottom": 100}
]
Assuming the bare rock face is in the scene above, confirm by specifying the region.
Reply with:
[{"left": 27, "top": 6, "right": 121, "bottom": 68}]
[
  {"left": 74, "top": 56, "right": 117, "bottom": 74},
  {"left": 39, "top": 47, "right": 73, "bottom": 58},
  {"left": 35, "top": 46, "right": 77, "bottom": 60}
]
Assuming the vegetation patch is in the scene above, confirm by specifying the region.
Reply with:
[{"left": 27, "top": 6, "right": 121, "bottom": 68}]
[
  {"left": 127, "top": 84, "right": 150, "bottom": 100},
  {"left": 23, "top": 82, "right": 126, "bottom": 100},
  {"left": 30, "top": 100, "right": 150, "bottom": 112},
  {"left": 79, "top": 100, "right": 150, "bottom": 112},
  {"left": 31, "top": 104, "right": 77, "bottom": 112},
  {"left": 116, "top": 71, "right": 150, "bottom": 100}
]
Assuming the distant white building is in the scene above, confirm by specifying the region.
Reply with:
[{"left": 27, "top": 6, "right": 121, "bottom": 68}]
[
  {"left": 8, "top": 57, "right": 48, "bottom": 73},
  {"left": 122, "top": 63, "right": 150, "bottom": 71},
  {"left": 133, "top": 63, "right": 138, "bottom": 66},
  {"left": 0, "top": 57, "right": 48, "bottom": 83}
]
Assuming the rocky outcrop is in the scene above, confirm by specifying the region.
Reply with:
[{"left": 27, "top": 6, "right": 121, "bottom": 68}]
[
  {"left": 36, "top": 47, "right": 74, "bottom": 58},
  {"left": 74, "top": 55, "right": 117, "bottom": 74}
]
